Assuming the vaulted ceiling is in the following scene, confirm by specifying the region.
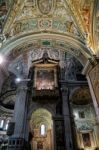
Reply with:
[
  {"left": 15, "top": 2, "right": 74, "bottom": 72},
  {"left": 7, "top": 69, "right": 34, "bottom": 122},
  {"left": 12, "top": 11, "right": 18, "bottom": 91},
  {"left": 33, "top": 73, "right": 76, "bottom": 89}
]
[{"left": 0, "top": 0, "right": 99, "bottom": 59}]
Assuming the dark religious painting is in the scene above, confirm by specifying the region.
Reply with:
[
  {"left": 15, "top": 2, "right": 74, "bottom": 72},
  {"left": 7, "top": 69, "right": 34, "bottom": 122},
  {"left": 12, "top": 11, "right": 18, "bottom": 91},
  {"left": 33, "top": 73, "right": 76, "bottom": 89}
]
[
  {"left": 35, "top": 69, "right": 55, "bottom": 90},
  {"left": 82, "top": 133, "right": 91, "bottom": 147}
]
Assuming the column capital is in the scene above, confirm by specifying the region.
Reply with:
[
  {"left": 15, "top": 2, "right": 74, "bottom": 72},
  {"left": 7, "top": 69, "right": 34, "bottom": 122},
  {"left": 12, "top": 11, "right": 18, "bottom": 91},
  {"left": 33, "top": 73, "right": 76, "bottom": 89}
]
[
  {"left": 17, "top": 82, "right": 28, "bottom": 91},
  {"left": 60, "top": 82, "right": 68, "bottom": 93},
  {"left": 61, "top": 86, "right": 68, "bottom": 93}
]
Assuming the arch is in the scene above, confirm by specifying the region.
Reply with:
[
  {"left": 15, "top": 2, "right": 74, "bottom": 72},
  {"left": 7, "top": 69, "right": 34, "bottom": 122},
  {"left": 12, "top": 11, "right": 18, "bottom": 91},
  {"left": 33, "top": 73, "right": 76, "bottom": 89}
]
[
  {"left": 29, "top": 108, "right": 52, "bottom": 130},
  {"left": 29, "top": 108, "right": 54, "bottom": 150},
  {"left": 28, "top": 104, "right": 55, "bottom": 120},
  {"left": 0, "top": 32, "right": 93, "bottom": 65},
  {"left": 70, "top": 87, "right": 92, "bottom": 105}
]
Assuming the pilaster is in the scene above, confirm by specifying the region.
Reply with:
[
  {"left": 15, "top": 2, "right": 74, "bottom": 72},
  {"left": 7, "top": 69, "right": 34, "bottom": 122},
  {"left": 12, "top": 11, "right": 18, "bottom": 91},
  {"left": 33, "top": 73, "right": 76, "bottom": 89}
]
[
  {"left": 61, "top": 84, "right": 75, "bottom": 150},
  {"left": 53, "top": 116, "right": 65, "bottom": 150}
]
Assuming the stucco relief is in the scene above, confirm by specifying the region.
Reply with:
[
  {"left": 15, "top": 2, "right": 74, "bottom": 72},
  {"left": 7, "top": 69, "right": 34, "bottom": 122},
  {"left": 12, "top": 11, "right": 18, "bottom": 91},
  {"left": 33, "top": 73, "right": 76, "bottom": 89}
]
[
  {"left": 0, "top": 1, "right": 10, "bottom": 33},
  {"left": 48, "top": 49, "right": 59, "bottom": 60},
  {"left": 13, "top": 18, "right": 79, "bottom": 36},
  {"left": 9, "top": 0, "right": 81, "bottom": 37},
  {"left": 30, "top": 48, "right": 44, "bottom": 61},
  {"left": 10, "top": 39, "right": 81, "bottom": 60},
  {"left": 37, "top": 0, "right": 53, "bottom": 15},
  {"left": 38, "top": 19, "right": 52, "bottom": 29}
]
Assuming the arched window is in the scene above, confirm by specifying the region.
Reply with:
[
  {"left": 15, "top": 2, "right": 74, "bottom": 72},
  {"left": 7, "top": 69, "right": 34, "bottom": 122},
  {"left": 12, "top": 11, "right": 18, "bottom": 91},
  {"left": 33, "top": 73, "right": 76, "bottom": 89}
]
[
  {"left": 4, "top": 120, "right": 9, "bottom": 130},
  {"left": 0, "top": 119, "right": 4, "bottom": 128},
  {"left": 40, "top": 124, "right": 46, "bottom": 136}
]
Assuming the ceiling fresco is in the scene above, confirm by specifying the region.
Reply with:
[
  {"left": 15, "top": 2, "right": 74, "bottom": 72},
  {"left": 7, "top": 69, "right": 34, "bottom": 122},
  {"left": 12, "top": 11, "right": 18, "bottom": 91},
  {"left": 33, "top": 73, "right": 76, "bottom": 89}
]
[
  {"left": 0, "top": 0, "right": 98, "bottom": 55},
  {"left": 0, "top": 0, "right": 13, "bottom": 33},
  {"left": 9, "top": 0, "right": 80, "bottom": 37}
]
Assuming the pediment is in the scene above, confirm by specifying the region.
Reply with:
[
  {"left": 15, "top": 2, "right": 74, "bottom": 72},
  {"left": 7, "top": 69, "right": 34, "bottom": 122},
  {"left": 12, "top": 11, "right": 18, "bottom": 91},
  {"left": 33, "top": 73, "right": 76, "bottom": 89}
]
[{"left": 32, "top": 52, "right": 59, "bottom": 67}]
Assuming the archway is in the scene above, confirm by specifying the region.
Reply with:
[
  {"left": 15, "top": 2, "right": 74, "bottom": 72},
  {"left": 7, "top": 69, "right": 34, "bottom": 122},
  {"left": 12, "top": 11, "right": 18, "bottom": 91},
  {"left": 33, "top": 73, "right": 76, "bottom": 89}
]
[
  {"left": 0, "top": 32, "right": 92, "bottom": 65},
  {"left": 29, "top": 108, "right": 53, "bottom": 150}
]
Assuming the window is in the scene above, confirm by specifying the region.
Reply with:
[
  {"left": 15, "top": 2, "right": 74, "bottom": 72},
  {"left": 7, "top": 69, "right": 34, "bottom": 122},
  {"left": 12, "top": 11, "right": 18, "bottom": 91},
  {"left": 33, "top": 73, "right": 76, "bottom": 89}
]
[
  {"left": 40, "top": 124, "right": 46, "bottom": 136},
  {"left": 79, "top": 111, "right": 85, "bottom": 118},
  {"left": 4, "top": 120, "right": 9, "bottom": 130},
  {"left": 0, "top": 119, "right": 4, "bottom": 128}
]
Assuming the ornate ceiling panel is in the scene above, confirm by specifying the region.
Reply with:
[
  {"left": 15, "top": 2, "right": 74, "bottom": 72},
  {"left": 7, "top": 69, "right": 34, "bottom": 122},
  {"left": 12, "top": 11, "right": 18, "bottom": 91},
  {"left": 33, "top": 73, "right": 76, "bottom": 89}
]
[
  {"left": 0, "top": 0, "right": 13, "bottom": 33},
  {"left": 8, "top": 0, "right": 80, "bottom": 38},
  {"left": 0, "top": 0, "right": 97, "bottom": 57}
]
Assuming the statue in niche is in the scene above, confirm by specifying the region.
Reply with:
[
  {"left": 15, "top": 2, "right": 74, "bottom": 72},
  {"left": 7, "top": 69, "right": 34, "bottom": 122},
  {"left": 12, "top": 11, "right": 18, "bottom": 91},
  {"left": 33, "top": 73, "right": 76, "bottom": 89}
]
[{"left": 37, "top": 0, "right": 52, "bottom": 14}]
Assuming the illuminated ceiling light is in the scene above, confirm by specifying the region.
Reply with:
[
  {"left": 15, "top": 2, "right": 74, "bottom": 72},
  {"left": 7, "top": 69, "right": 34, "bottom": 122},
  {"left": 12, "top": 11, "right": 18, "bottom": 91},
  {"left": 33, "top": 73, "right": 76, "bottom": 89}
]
[
  {"left": 0, "top": 54, "right": 3, "bottom": 64},
  {"left": 15, "top": 77, "right": 22, "bottom": 83}
]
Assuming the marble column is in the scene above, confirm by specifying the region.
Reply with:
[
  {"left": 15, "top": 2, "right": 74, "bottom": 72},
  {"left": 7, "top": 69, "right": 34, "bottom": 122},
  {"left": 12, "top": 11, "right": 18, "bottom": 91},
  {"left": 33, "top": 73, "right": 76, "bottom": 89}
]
[
  {"left": 8, "top": 82, "right": 28, "bottom": 150},
  {"left": 61, "top": 85, "right": 74, "bottom": 150}
]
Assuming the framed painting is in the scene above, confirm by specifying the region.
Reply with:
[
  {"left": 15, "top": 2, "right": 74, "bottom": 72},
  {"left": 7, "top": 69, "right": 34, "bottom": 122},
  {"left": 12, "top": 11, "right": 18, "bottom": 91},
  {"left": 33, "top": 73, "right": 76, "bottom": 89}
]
[
  {"left": 34, "top": 67, "right": 57, "bottom": 90},
  {"left": 82, "top": 133, "right": 91, "bottom": 147}
]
